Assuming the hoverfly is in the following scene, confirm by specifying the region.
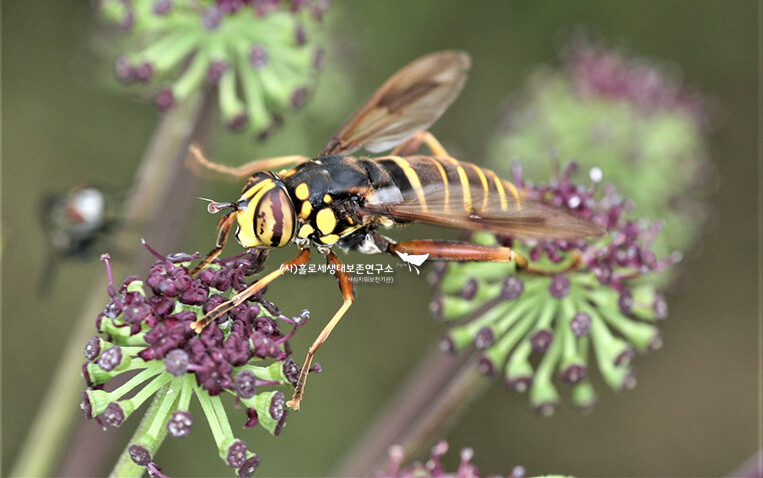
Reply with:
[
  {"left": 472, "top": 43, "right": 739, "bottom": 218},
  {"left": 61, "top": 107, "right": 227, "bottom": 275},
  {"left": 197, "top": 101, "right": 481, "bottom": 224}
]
[{"left": 188, "top": 51, "right": 604, "bottom": 410}]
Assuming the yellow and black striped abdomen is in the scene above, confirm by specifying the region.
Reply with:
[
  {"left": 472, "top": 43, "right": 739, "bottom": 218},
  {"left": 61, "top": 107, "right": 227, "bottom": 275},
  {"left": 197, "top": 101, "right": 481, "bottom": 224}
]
[{"left": 364, "top": 155, "right": 521, "bottom": 216}]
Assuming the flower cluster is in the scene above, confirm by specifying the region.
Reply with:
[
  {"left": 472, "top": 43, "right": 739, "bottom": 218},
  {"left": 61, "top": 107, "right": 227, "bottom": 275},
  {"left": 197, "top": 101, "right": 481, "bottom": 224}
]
[
  {"left": 376, "top": 441, "right": 542, "bottom": 478},
  {"left": 97, "top": 0, "right": 329, "bottom": 138},
  {"left": 489, "top": 37, "right": 710, "bottom": 256},
  {"left": 81, "top": 243, "right": 314, "bottom": 476},
  {"left": 431, "top": 162, "right": 679, "bottom": 415}
]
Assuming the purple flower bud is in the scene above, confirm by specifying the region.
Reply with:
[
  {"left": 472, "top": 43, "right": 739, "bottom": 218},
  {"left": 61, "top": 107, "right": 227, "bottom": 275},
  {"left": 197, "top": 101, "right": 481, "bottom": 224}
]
[
  {"left": 167, "top": 410, "right": 193, "bottom": 437},
  {"left": 474, "top": 327, "right": 494, "bottom": 349},
  {"left": 282, "top": 358, "right": 300, "bottom": 384},
  {"left": 510, "top": 465, "right": 527, "bottom": 478},
  {"left": 530, "top": 329, "right": 554, "bottom": 353},
  {"left": 202, "top": 4, "right": 222, "bottom": 30},
  {"left": 207, "top": 60, "right": 229, "bottom": 84},
  {"left": 505, "top": 375, "right": 532, "bottom": 392},
  {"left": 133, "top": 62, "right": 154, "bottom": 83},
  {"left": 618, "top": 289, "right": 633, "bottom": 314},
  {"left": 500, "top": 276, "right": 524, "bottom": 300},
  {"left": 129, "top": 444, "right": 151, "bottom": 466},
  {"left": 115, "top": 56, "right": 135, "bottom": 83},
  {"left": 294, "top": 24, "right": 307, "bottom": 45},
  {"left": 570, "top": 312, "right": 592, "bottom": 337},
  {"left": 155, "top": 88, "right": 175, "bottom": 112},
  {"left": 291, "top": 87, "right": 308, "bottom": 109},
  {"left": 165, "top": 349, "right": 189, "bottom": 376},
  {"left": 103, "top": 402, "right": 126, "bottom": 427},
  {"left": 152, "top": 0, "right": 172, "bottom": 15},
  {"left": 653, "top": 292, "right": 668, "bottom": 320},
  {"left": 85, "top": 336, "right": 101, "bottom": 361},
  {"left": 235, "top": 370, "right": 257, "bottom": 399},
  {"left": 244, "top": 408, "right": 258, "bottom": 428},
  {"left": 81, "top": 391, "right": 93, "bottom": 419},
  {"left": 614, "top": 347, "right": 635, "bottom": 366},
  {"left": 549, "top": 274, "right": 571, "bottom": 299},
  {"left": 268, "top": 391, "right": 285, "bottom": 421},
  {"left": 226, "top": 112, "right": 249, "bottom": 132},
  {"left": 460, "top": 278, "right": 478, "bottom": 300},
  {"left": 238, "top": 454, "right": 261, "bottom": 478},
  {"left": 274, "top": 408, "right": 289, "bottom": 436},
  {"left": 560, "top": 364, "right": 587, "bottom": 384},
  {"left": 477, "top": 356, "right": 496, "bottom": 377},
  {"left": 249, "top": 45, "right": 269, "bottom": 70},
  {"left": 429, "top": 297, "right": 443, "bottom": 320},
  {"left": 98, "top": 346, "right": 122, "bottom": 372},
  {"left": 226, "top": 440, "right": 248, "bottom": 468}
]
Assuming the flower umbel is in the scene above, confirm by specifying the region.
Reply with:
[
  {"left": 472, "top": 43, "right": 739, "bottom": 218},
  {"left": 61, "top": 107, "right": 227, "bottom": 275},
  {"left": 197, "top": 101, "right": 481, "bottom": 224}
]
[
  {"left": 82, "top": 243, "right": 313, "bottom": 476},
  {"left": 98, "top": 0, "right": 329, "bottom": 138},
  {"left": 376, "top": 441, "right": 554, "bottom": 478},
  {"left": 431, "top": 162, "right": 679, "bottom": 415}
]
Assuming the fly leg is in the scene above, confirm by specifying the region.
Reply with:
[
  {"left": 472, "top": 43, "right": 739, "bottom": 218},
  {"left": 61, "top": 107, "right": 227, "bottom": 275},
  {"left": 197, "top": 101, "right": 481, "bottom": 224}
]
[
  {"left": 188, "top": 144, "right": 310, "bottom": 182},
  {"left": 190, "top": 248, "right": 312, "bottom": 333},
  {"left": 191, "top": 211, "right": 237, "bottom": 276},
  {"left": 286, "top": 249, "right": 354, "bottom": 410}
]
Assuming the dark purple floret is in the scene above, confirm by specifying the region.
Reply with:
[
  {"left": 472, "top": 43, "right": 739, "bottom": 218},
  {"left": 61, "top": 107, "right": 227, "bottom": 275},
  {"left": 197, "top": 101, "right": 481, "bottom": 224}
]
[
  {"left": 152, "top": 0, "right": 172, "bottom": 15},
  {"left": 202, "top": 4, "right": 223, "bottom": 29},
  {"left": 249, "top": 45, "right": 269, "bottom": 69},
  {"left": 235, "top": 370, "right": 257, "bottom": 399},
  {"left": 269, "top": 391, "right": 285, "bottom": 420},
  {"left": 530, "top": 329, "right": 554, "bottom": 353},
  {"left": 129, "top": 444, "right": 152, "bottom": 466},
  {"left": 165, "top": 349, "right": 189, "bottom": 376},
  {"left": 167, "top": 410, "right": 193, "bottom": 437},
  {"left": 98, "top": 346, "right": 123, "bottom": 372},
  {"left": 103, "top": 402, "right": 126, "bottom": 427},
  {"left": 500, "top": 276, "right": 524, "bottom": 300},
  {"left": 294, "top": 23, "right": 307, "bottom": 45},
  {"left": 614, "top": 347, "right": 635, "bottom": 366},
  {"left": 549, "top": 274, "right": 571, "bottom": 299},
  {"left": 570, "top": 312, "right": 592, "bottom": 337},
  {"left": 618, "top": 288, "right": 633, "bottom": 314},
  {"left": 226, "top": 440, "right": 248, "bottom": 468},
  {"left": 244, "top": 408, "right": 259, "bottom": 428},
  {"left": 291, "top": 87, "right": 308, "bottom": 109},
  {"left": 238, "top": 454, "right": 261, "bottom": 478},
  {"left": 282, "top": 357, "right": 300, "bottom": 384},
  {"left": 505, "top": 375, "right": 532, "bottom": 392},
  {"left": 227, "top": 112, "right": 249, "bottom": 132},
  {"left": 115, "top": 56, "right": 135, "bottom": 83},
  {"left": 477, "top": 356, "right": 496, "bottom": 377},
  {"left": 85, "top": 336, "right": 101, "bottom": 361},
  {"left": 653, "top": 292, "right": 668, "bottom": 320},
  {"left": 133, "top": 62, "right": 154, "bottom": 83},
  {"left": 81, "top": 391, "right": 93, "bottom": 419}
]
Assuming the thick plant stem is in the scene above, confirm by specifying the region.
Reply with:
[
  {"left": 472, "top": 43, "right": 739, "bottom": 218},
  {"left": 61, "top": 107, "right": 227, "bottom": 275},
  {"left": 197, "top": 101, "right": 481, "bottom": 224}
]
[
  {"left": 9, "top": 92, "right": 214, "bottom": 478},
  {"left": 334, "top": 343, "right": 491, "bottom": 476}
]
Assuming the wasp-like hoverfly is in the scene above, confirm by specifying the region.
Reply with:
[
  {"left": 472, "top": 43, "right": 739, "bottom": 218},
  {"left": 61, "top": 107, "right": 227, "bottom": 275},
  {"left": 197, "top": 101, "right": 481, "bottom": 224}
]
[{"left": 188, "top": 51, "right": 604, "bottom": 410}]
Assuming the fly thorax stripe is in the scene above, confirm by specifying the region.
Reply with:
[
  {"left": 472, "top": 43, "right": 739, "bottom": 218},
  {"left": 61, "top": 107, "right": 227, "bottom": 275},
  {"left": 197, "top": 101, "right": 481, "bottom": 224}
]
[{"left": 389, "top": 156, "right": 428, "bottom": 212}]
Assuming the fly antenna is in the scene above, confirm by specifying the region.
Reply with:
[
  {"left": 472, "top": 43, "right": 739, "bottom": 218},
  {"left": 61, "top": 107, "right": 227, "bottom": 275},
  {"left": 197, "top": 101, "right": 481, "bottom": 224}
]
[{"left": 196, "top": 197, "right": 237, "bottom": 214}]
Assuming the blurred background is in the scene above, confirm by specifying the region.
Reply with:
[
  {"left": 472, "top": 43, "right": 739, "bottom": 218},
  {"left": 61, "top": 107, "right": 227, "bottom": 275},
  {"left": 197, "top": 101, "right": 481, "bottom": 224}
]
[{"left": 2, "top": 1, "right": 758, "bottom": 477}]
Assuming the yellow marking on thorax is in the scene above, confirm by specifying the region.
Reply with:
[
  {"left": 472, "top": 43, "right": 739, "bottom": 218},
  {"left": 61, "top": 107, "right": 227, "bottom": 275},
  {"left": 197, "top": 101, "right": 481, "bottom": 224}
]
[
  {"left": 320, "top": 234, "right": 340, "bottom": 244},
  {"left": 299, "top": 201, "right": 312, "bottom": 219},
  {"left": 316, "top": 208, "right": 337, "bottom": 235},
  {"left": 389, "top": 155, "right": 428, "bottom": 212},
  {"left": 279, "top": 168, "right": 297, "bottom": 178},
  {"left": 441, "top": 157, "right": 472, "bottom": 213},
  {"left": 427, "top": 157, "right": 450, "bottom": 213},
  {"left": 298, "top": 223, "right": 314, "bottom": 238},
  {"left": 295, "top": 183, "right": 309, "bottom": 201},
  {"left": 323, "top": 194, "right": 333, "bottom": 204},
  {"left": 469, "top": 164, "right": 490, "bottom": 212}
]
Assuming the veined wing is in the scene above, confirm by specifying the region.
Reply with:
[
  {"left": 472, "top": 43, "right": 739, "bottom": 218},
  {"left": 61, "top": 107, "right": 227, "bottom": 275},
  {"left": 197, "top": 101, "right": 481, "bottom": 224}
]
[{"left": 320, "top": 51, "right": 470, "bottom": 156}]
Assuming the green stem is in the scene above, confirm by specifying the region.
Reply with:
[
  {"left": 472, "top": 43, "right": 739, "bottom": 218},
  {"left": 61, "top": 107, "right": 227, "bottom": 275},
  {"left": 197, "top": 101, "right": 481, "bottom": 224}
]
[{"left": 109, "top": 383, "right": 178, "bottom": 478}]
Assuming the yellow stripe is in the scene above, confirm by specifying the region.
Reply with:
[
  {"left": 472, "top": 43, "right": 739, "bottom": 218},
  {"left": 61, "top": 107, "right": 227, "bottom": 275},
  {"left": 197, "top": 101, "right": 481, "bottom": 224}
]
[
  {"left": 487, "top": 169, "right": 508, "bottom": 212},
  {"left": 390, "top": 155, "right": 428, "bottom": 212},
  {"left": 441, "top": 157, "right": 472, "bottom": 213},
  {"left": 502, "top": 178, "right": 521, "bottom": 212},
  {"left": 469, "top": 164, "right": 490, "bottom": 213},
  {"left": 427, "top": 157, "right": 450, "bottom": 213}
]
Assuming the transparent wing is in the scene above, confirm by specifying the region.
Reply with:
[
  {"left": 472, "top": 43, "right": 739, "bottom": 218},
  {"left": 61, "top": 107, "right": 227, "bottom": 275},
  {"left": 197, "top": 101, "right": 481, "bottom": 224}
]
[
  {"left": 320, "top": 51, "right": 470, "bottom": 156},
  {"left": 361, "top": 177, "right": 605, "bottom": 240}
]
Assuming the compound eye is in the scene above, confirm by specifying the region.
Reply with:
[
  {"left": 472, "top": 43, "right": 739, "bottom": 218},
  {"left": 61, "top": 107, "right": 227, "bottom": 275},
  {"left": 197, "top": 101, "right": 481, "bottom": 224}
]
[{"left": 254, "top": 187, "right": 296, "bottom": 247}]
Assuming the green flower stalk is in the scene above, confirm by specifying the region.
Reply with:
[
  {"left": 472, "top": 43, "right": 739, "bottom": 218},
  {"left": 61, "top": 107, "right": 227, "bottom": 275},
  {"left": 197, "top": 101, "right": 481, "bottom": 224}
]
[
  {"left": 82, "top": 243, "right": 316, "bottom": 476},
  {"left": 97, "top": 0, "right": 329, "bottom": 138},
  {"left": 431, "top": 162, "right": 679, "bottom": 415},
  {"left": 489, "top": 37, "right": 710, "bottom": 256}
]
